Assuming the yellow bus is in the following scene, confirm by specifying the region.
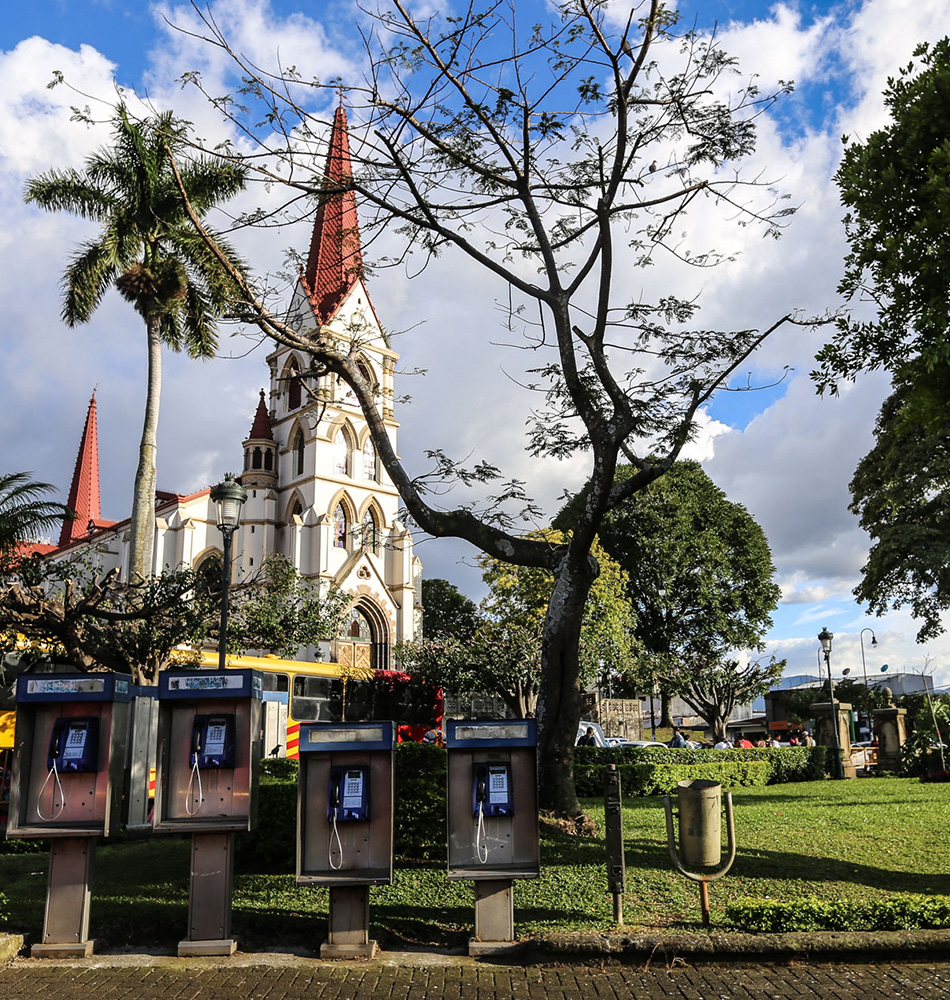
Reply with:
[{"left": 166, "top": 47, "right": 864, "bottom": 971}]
[{"left": 190, "top": 652, "right": 442, "bottom": 755}]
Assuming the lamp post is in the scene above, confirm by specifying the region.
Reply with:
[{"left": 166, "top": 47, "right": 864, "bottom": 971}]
[
  {"left": 818, "top": 626, "right": 843, "bottom": 779},
  {"left": 210, "top": 474, "right": 248, "bottom": 671},
  {"left": 859, "top": 627, "right": 877, "bottom": 739}
]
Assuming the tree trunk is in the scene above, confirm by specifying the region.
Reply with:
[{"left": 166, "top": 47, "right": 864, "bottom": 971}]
[
  {"left": 660, "top": 688, "right": 674, "bottom": 728},
  {"left": 536, "top": 553, "right": 597, "bottom": 816},
  {"left": 128, "top": 315, "right": 161, "bottom": 583}
]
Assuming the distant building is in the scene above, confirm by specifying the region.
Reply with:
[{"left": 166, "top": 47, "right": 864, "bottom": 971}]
[{"left": 37, "top": 105, "right": 422, "bottom": 670}]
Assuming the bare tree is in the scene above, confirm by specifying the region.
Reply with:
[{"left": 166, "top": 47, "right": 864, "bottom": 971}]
[{"left": 173, "top": 0, "right": 819, "bottom": 816}]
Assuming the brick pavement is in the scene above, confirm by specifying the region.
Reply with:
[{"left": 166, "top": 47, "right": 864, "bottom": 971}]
[{"left": 0, "top": 956, "right": 949, "bottom": 999}]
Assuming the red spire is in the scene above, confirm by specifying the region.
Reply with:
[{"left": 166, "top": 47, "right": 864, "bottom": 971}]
[
  {"left": 247, "top": 389, "right": 274, "bottom": 440},
  {"left": 302, "top": 104, "right": 364, "bottom": 324},
  {"left": 59, "top": 392, "right": 101, "bottom": 547}
]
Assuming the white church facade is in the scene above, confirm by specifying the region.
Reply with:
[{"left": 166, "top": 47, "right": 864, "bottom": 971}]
[{"left": 47, "top": 105, "right": 422, "bottom": 672}]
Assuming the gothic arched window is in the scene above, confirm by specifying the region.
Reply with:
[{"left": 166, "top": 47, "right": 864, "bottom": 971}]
[
  {"left": 333, "top": 429, "right": 349, "bottom": 477},
  {"left": 333, "top": 502, "right": 348, "bottom": 549},
  {"left": 287, "top": 358, "right": 302, "bottom": 410},
  {"left": 362, "top": 439, "right": 377, "bottom": 481},
  {"left": 292, "top": 428, "right": 305, "bottom": 477},
  {"left": 361, "top": 509, "right": 378, "bottom": 554}
]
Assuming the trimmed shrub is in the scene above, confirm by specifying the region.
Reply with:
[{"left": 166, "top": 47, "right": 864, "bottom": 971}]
[
  {"left": 235, "top": 743, "right": 448, "bottom": 871},
  {"left": 727, "top": 894, "right": 950, "bottom": 932},
  {"left": 393, "top": 741, "right": 446, "bottom": 860},
  {"left": 574, "top": 745, "right": 827, "bottom": 796},
  {"left": 235, "top": 758, "right": 298, "bottom": 872}
]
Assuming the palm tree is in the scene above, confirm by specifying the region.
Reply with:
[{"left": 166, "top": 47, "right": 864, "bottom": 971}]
[
  {"left": 25, "top": 105, "right": 248, "bottom": 581},
  {"left": 0, "top": 472, "right": 72, "bottom": 567}
]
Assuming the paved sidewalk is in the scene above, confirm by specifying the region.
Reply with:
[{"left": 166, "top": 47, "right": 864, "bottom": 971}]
[{"left": 1, "top": 953, "right": 950, "bottom": 999}]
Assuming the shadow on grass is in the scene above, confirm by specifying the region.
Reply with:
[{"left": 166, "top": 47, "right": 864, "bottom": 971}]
[{"left": 620, "top": 835, "right": 950, "bottom": 895}]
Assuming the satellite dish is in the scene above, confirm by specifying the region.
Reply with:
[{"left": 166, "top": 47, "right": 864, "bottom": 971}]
[
  {"left": 881, "top": 663, "right": 890, "bottom": 672},
  {"left": 842, "top": 668, "right": 851, "bottom": 676}
]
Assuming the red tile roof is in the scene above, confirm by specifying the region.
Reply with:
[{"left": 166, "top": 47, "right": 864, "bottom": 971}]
[{"left": 301, "top": 104, "right": 364, "bottom": 325}]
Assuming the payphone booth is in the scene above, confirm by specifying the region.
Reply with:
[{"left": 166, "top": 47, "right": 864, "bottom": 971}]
[
  {"left": 154, "top": 669, "right": 262, "bottom": 956},
  {"left": 446, "top": 719, "right": 539, "bottom": 954},
  {"left": 297, "top": 722, "right": 394, "bottom": 958},
  {"left": 8, "top": 672, "right": 133, "bottom": 957}
]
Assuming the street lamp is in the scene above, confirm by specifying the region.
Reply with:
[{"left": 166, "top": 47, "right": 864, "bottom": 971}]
[
  {"left": 210, "top": 473, "right": 248, "bottom": 671},
  {"left": 859, "top": 627, "right": 877, "bottom": 738},
  {"left": 818, "top": 627, "right": 843, "bottom": 779}
]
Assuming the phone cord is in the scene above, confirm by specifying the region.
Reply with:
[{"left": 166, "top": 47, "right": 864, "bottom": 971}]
[
  {"left": 36, "top": 761, "right": 66, "bottom": 822},
  {"left": 185, "top": 759, "right": 204, "bottom": 816},
  {"left": 475, "top": 801, "right": 489, "bottom": 864},
  {"left": 329, "top": 812, "right": 343, "bottom": 870}
]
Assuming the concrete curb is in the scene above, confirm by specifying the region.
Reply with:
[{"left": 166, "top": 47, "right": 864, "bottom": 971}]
[
  {"left": 527, "top": 928, "right": 950, "bottom": 962},
  {"left": 5, "top": 929, "right": 950, "bottom": 967}
]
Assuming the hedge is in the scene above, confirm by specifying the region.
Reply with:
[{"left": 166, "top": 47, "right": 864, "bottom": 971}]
[
  {"left": 727, "top": 894, "right": 950, "bottom": 932},
  {"left": 574, "top": 745, "right": 828, "bottom": 797},
  {"left": 236, "top": 743, "right": 447, "bottom": 872}
]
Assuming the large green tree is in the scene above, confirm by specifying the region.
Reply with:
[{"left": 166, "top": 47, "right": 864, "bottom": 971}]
[
  {"left": 401, "top": 534, "right": 637, "bottom": 719},
  {"left": 0, "top": 472, "right": 72, "bottom": 571},
  {"left": 25, "top": 106, "right": 248, "bottom": 581},
  {"left": 562, "top": 461, "right": 781, "bottom": 721},
  {"left": 815, "top": 38, "right": 950, "bottom": 640},
  {"left": 179, "top": 0, "right": 812, "bottom": 814}
]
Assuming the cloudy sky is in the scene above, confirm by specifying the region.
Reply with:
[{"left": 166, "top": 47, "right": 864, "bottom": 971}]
[{"left": 2, "top": 0, "right": 950, "bottom": 687}]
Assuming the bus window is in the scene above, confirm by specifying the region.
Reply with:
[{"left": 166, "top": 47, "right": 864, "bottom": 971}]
[
  {"left": 259, "top": 671, "right": 289, "bottom": 694},
  {"left": 291, "top": 675, "right": 340, "bottom": 722}
]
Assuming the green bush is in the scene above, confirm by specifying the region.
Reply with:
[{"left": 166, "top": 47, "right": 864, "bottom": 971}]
[
  {"left": 0, "top": 890, "right": 8, "bottom": 925},
  {"left": 235, "top": 758, "right": 298, "bottom": 872},
  {"left": 574, "top": 745, "right": 828, "bottom": 795},
  {"left": 393, "top": 741, "right": 446, "bottom": 860},
  {"left": 727, "top": 894, "right": 950, "bottom": 932},
  {"left": 236, "top": 743, "right": 448, "bottom": 871},
  {"left": 575, "top": 759, "right": 771, "bottom": 796}
]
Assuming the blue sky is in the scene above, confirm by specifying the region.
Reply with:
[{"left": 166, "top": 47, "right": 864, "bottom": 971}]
[{"left": 2, "top": 0, "right": 950, "bottom": 686}]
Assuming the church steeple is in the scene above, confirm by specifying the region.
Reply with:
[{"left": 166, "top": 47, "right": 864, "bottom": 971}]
[
  {"left": 241, "top": 389, "right": 278, "bottom": 489},
  {"left": 301, "top": 103, "right": 364, "bottom": 325},
  {"left": 59, "top": 392, "right": 101, "bottom": 547}
]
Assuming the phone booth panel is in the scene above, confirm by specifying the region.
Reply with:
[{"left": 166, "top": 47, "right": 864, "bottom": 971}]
[
  {"left": 8, "top": 673, "right": 133, "bottom": 839},
  {"left": 154, "top": 670, "right": 261, "bottom": 833},
  {"left": 297, "top": 722, "right": 394, "bottom": 885},
  {"left": 446, "top": 719, "right": 539, "bottom": 881}
]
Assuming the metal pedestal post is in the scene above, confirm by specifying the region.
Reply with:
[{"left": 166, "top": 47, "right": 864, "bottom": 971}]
[
  {"left": 470, "top": 879, "right": 517, "bottom": 955},
  {"left": 32, "top": 836, "right": 96, "bottom": 958},
  {"left": 321, "top": 885, "right": 378, "bottom": 958},
  {"left": 179, "top": 831, "right": 237, "bottom": 956}
]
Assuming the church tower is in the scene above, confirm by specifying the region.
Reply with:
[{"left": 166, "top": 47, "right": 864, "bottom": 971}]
[{"left": 237, "top": 104, "right": 420, "bottom": 670}]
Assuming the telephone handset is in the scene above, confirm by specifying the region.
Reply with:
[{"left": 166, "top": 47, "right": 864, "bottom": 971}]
[
  {"left": 48, "top": 717, "right": 99, "bottom": 774},
  {"left": 190, "top": 714, "right": 236, "bottom": 769},
  {"left": 473, "top": 761, "right": 513, "bottom": 864},
  {"left": 327, "top": 766, "right": 370, "bottom": 823},
  {"left": 327, "top": 765, "right": 370, "bottom": 871},
  {"left": 36, "top": 717, "right": 99, "bottom": 821},
  {"left": 472, "top": 762, "right": 513, "bottom": 818}
]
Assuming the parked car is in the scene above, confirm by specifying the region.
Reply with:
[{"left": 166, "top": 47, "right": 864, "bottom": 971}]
[
  {"left": 605, "top": 737, "right": 632, "bottom": 747},
  {"left": 624, "top": 740, "right": 667, "bottom": 748}
]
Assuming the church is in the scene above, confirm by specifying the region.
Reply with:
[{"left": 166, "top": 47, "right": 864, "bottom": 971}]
[{"left": 47, "top": 105, "right": 422, "bottom": 672}]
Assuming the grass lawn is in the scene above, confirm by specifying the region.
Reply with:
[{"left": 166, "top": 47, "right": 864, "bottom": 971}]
[{"left": 1, "top": 776, "right": 948, "bottom": 950}]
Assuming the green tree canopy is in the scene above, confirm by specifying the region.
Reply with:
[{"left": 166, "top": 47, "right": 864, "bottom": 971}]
[
  {"left": 400, "top": 532, "right": 637, "bottom": 718},
  {"left": 561, "top": 461, "right": 781, "bottom": 672},
  {"left": 25, "top": 105, "right": 248, "bottom": 581},
  {"left": 227, "top": 554, "right": 351, "bottom": 659},
  {"left": 421, "top": 578, "right": 479, "bottom": 642},
  {"left": 815, "top": 39, "right": 950, "bottom": 640},
  {"left": 816, "top": 38, "right": 950, "bottom": 387}
]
